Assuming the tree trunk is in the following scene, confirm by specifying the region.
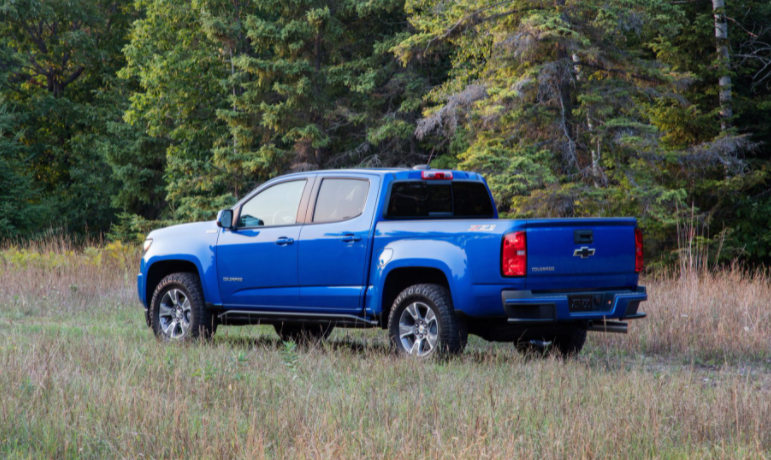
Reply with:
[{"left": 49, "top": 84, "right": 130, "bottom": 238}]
[
  {"left": 712, "top": 0, "right": 732, "bottom": 131},
  {"left": 555, "top": 0, "right": 576, "bottom": 168},
  {"left": 573, "top": 53, "right": 602, "bottom": 187}
]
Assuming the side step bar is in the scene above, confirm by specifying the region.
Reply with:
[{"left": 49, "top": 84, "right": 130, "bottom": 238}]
[
  {"left": 217, "top": 310, "right": 378, "bottom": 328},
  {"left": 586, "top": 320, "right": 628, "bottom": 334}
]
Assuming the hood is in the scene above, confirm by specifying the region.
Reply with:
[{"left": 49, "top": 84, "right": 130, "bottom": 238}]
[{"left": 148, "top": 221, "right": 219, "bottom": 240}]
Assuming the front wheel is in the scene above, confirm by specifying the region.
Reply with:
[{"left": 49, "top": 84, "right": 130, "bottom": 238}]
[
  {"left": 150, "top": 273, "right": 216, "bottom": 341},
  {"left": 388, "top": 284, "right": 467, "bottom": 358}
]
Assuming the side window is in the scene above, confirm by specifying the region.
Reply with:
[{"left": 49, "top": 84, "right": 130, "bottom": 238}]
[
  {"left": 238, "top": 180, "right": 306, "bottom": 227},
  {"left": 312, "top": 179, "right": 370, "bottom": 223}
]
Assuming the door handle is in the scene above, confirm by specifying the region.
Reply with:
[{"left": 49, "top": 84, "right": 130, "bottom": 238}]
[
  {"left": 275, "top": 237, "right": 294, "bottom": 245},
  {"left": 341, "top": 234, "right": 361, "bottom": 243}
]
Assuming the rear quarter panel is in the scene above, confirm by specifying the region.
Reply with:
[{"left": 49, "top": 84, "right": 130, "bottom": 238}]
[
  {"left": 367, "top": 220, "right": 526, "bottom": 317},
  {"left": 367, "top": 218, "right": 640, "bottom": 318}
]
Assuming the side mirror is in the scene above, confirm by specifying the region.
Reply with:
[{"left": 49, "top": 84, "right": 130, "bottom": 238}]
[{"left": 216, "top": 209, "right": 234, "bottom": 229}]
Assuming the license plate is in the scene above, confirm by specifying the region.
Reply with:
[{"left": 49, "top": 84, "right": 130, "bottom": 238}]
[{"left": 568, "top": 295, "right": 594, "bottom": 312}]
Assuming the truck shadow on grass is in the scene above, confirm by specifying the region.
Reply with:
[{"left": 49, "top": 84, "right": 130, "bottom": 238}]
[
  {"left": 214, "top": 334, "right": 559, "bottom": 365},
  {"left": 215, "top": 335, "right": 394, "bottom": 357}
]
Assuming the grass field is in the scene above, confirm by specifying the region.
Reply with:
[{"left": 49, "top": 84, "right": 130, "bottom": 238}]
[{"left": 1, "top": 241, "right": 770, "bottom": 459}]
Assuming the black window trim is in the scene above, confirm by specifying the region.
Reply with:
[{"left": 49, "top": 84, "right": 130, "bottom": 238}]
[
  {"left": 233, "top": 177, "right": 313, "bottom": 230},
  {"left": 304, "top": 176, "right": 372, "bottom": 225},
  {"left": 382, "top": 179, "right": 496, "bottom": 220}
]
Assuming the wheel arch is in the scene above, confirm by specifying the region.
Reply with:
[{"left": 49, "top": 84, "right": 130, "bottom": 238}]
[
  {"left": 379, "top": 266, "right": 452, "bottom": 329},
  {"left": 145, "top": 259, "right": 202, "bottom": 308}
]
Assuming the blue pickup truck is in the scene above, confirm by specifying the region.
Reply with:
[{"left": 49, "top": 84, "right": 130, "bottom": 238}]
[{"left": 138, "top": 167, "right": 647, "bottom": 357}]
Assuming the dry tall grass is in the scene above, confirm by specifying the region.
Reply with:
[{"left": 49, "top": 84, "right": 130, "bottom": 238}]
[{"left": 1, "top": 239, "right": 770, "bottom": 458}]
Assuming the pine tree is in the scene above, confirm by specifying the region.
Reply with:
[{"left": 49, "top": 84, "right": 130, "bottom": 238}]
[
  {"left": 236, "top": 0, "right": 430, "bottom": 170},
  {"left": 395, "top": 0, "right": 765, "bottom": 259}
]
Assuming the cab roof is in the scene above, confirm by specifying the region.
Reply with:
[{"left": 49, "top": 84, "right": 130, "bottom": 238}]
[{"left": 282, "top": 168, "right": 484, "bottom": 181}]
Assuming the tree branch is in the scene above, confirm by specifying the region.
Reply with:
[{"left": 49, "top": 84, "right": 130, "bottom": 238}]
[{"left": 423, "top": 1, "right": 544, "bottom": 54}]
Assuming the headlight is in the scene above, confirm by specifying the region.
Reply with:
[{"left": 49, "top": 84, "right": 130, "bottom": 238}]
[{"left": 143, "top": 238, "right": 153, "bottom": 253}]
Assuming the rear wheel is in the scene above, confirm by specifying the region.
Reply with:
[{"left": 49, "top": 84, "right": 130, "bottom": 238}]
[
  {"left": 388, "top": 284, "right": 467, "bottom": 358},
  {"left": 274, "top": 323, "right": 334, "bottom": 344},
  {"left": 150, "top": 273, "right": 216, "bottom": 341}
]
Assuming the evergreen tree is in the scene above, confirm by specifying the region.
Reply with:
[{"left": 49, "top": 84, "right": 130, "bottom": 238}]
[
  {"left": 121, "top": 0, "right": 238, "bottom": 220},
  {"left": 236, "top": 0, "right": 431, "bottom": 170},
  {"left": 395, "top": 0, "right": 768, "bottom": 260}
]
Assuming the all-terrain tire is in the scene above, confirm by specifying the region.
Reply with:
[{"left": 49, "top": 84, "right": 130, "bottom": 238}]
[
  {"left": 150, "top": 272, "right": 216, "bottom": 341},
  {"left": 388, "top": 284, "right": 467, "bottom": 357},
  {"left": 274, "top": 323, "right": 334, "bottom": 344}
]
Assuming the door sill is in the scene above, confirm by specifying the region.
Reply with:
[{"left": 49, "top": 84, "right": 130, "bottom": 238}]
[{"left": 217, "top": 309, "right": 378, "bottom": 327}]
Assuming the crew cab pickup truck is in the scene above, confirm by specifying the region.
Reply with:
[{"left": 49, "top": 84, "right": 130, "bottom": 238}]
[{"left": 138, "top": 167, "right": 647, "bottom": 357}]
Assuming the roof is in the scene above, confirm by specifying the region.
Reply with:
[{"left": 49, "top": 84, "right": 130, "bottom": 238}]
[{"left": 280, "top": 167, "right": 483, "bottom": 181}]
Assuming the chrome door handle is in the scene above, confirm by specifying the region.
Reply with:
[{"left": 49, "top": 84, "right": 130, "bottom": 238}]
[
  {"left": 275, "top": 237, "right": 294, "bottom": 245},
  {"left": 341, "top": 234, "right": 361, "bottom": 243}
]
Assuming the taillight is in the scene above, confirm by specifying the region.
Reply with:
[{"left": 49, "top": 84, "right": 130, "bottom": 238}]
[
  {"left": 502, "top": 231, "right": 527, "bottom": 277},
  {"left": 421, "top": 170, "right": 453, "bottom": 180},
  {"left": 634, "top": 228, "right": 644, "bottom": 273}
]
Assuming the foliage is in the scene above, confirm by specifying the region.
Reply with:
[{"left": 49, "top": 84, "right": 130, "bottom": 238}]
[
  {"left": 0, "top": 0, "right": 137, "bottom": 234},
  {"left": 0, "top": 0, "right": 770, "bottom": 263},
  {"left": 394, "top": 0, "right": 771, "bottom": 261}
]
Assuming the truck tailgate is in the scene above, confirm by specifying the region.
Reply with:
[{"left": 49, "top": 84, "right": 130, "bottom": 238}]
[{"left": 526, "top": 218, "right": 636, "bottom": 277}]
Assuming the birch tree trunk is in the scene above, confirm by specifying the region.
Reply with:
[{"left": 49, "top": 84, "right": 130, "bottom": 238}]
[
  {"left": 712, "top": 0, "right": 733, "bottom": 130},
  {"left": 573, "top": 53, "right": 603, "bottom": 187},
  {"left": 555, "top": 0, "right": 577, "bottom": 168}
]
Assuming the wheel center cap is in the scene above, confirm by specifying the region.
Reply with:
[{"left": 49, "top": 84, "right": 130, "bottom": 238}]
[{"left": 418, "top": 325, "right": 426, "bottom": 334}]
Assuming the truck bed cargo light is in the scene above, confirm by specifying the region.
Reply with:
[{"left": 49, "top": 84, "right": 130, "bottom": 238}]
[{"left": 421, "top": 170, "right": 453, "bottom": 180}]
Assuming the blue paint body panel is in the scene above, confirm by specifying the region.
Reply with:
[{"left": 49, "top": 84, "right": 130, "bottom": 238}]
[
  {"left": 138, "top": 168, "right": 647, "bottom": 326},
  {"left": 296, "top": 174, "right": 381, "bottom": 311},
  {"left": 216, "top": 226, "right": 302, "bottom": 307}
]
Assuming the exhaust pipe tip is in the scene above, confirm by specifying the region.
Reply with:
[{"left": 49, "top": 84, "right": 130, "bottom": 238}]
[{"left": 528, "top": 339, "right": 553, "bottom": 349}]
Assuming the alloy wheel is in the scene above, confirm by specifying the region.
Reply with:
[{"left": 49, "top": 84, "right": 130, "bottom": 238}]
[
  {"left": 397, "top": 302, "right": 439, "bottom": 357},
  {"left": 158, "top": 288, "right": 192, "bottom": 339}
]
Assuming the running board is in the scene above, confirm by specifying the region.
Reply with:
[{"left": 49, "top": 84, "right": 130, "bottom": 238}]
[{"left": 217, "top": 310, "right": 378, "bottom": 327}]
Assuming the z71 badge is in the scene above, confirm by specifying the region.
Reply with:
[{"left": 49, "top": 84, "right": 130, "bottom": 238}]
[{"left": 468, "top": 224, "right": 496, "bottom": 231}]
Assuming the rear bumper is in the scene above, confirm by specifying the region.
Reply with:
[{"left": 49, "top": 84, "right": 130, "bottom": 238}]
[{"left": 501, "top": 286, "right": 647, "bottom": 323}]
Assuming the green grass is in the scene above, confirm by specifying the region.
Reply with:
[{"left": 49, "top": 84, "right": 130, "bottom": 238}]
[
  {"left": 1, "top": 244, "right": 770, "bottom": 458},
  {"left": 1, "top": 304, "right": 770, "bottom": 459}
]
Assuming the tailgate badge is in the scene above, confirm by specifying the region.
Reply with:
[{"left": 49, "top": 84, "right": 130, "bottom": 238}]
[{"left": 573, "top": 247, "right": 596, "bottom": 258}]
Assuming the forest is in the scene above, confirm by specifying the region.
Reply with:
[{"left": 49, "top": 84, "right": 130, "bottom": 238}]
[{"left": 1, "top": 0, "right": 770, "bottom": 265}]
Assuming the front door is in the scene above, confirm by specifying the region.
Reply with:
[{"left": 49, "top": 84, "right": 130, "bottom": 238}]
[
  {"left": 297, "top": 175, "right": 380, "bottom": 312},
  {"left": 217, "top": 179, "right": 309, "bottom": 308}
]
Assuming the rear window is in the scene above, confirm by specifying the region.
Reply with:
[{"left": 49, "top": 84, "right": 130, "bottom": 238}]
[{"left": 386, "top": 181, "right": 494, "bottom": 218}]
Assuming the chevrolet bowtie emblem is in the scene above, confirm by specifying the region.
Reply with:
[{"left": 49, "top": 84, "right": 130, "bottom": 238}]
[{"left": 573, "top": 247, "right": 596, "bottom": 258}]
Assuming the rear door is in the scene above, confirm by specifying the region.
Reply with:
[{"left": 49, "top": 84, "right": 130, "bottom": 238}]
[{"left": 297, "top": 174, "right": 381, "bottom": 312}]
